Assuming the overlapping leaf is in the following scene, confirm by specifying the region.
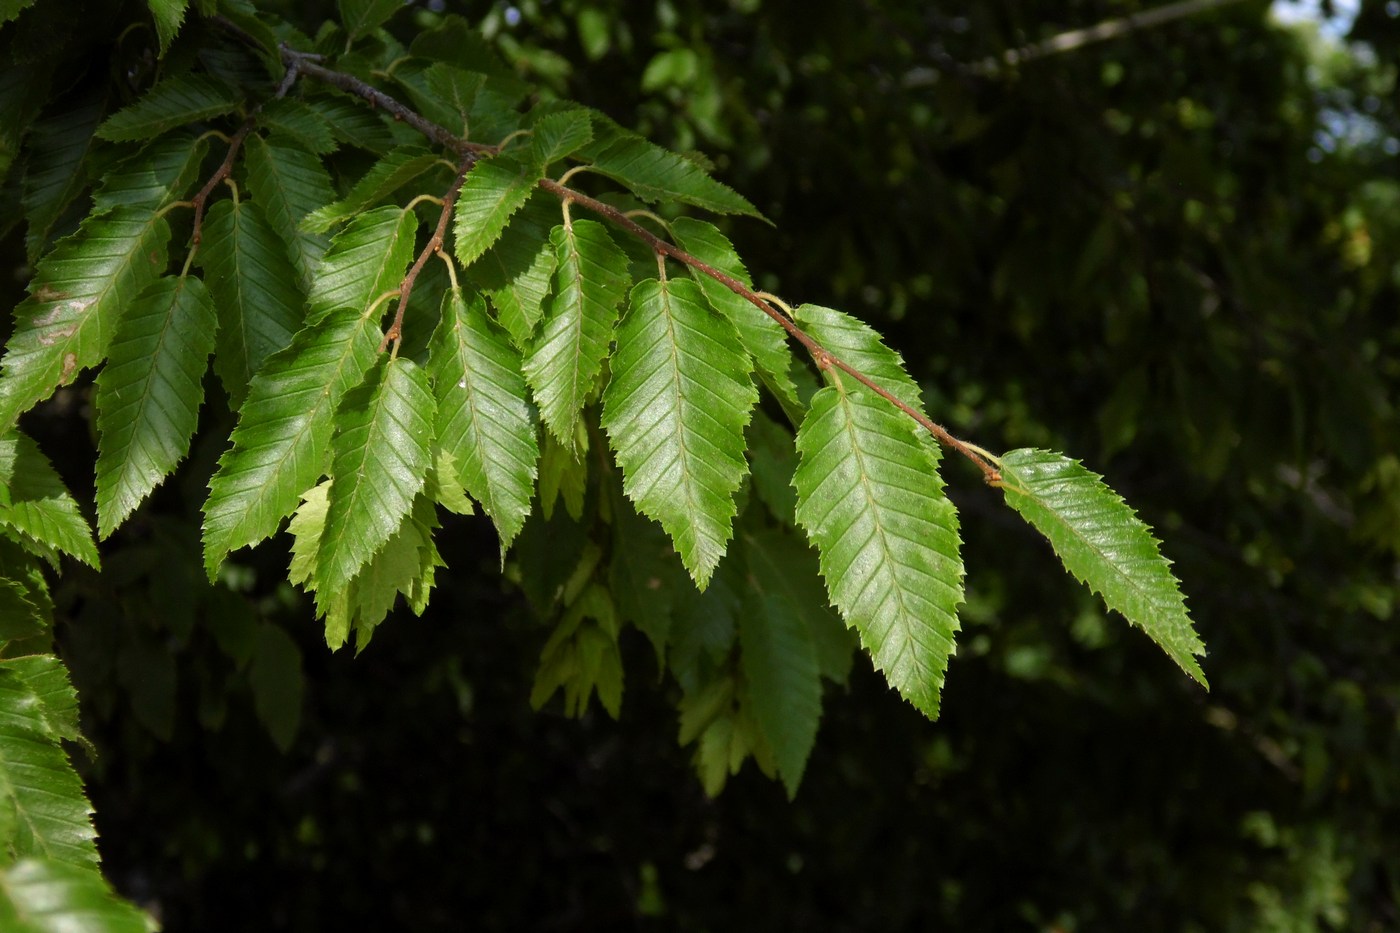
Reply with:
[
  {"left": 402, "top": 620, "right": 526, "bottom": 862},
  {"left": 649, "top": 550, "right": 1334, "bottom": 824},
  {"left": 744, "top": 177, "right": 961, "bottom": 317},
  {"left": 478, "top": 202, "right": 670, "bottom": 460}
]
[
  {"left": 524, "top": 219, "right": 630, "bottom": 447},
  {"left": 300, "top": 146, "right": 441, "bottom": 234},
  {"left": 463, "top": 192, "right": 557, "bottom": 346},
  {"left": 0, "top": 858, "right": 148, "bottom": 932},
  {"left": 741, "top": 529, "right": 855, "bottom": 686},
  {"left": 601, "top": 278, "right": 757, "bottom": 587},
  {"left": 202, "top": 309, "right": 380, "bottom": 577},
  {"left": 317, "top": 358, "right": 434, "bottom": 593},
  {"left": 95, "top": 73, "right": 240, "bottom": 142},
  {"left": 94, "top": 276, "right": 216, "bottom": 537},
  {"left": 339, "top": 0, "right": 403, "bottom": 39},
  {"left": 531, "top": 109, "right": 593, "bottom": 165},
  {"left": 429, "top": 289, "right": 538, "bottom": 548},
  {"left": 199, "top": 198, "right": 304, "bottom": 406},
  {"left": 21, "top": 92, "right": 104, "bottom": 260},
  {"left": 244, "top": 134, "right": 334, "bottom": 288},
  {"left": 739, "top": 591, "right": 821, "bottom": 798},
  {"left": 91, "top": 133, "right": 208, "bottom": 214},
  {"left": 793, "top": 381, "right": 963, "bottom": 719},
  {"left": 257, "top": 98, "right": 336, "bottom": 154},
  {"left": 583, "top": 123, "right": 761, "bottom": 218},
  {"left": 306, "top": 205, "right": 417, "bottom": 323},
  {"left": 147, "top": 0, "right": 189, "bottom": 53},
  {"left": 453, "top": 154, "right": 541, "bottom": 268},
  {"left": 997, "top": 448, "right": 1208, "bottom": 685},
  {"left": 0, "top": 434, "right": 97, "bottom": 569},
  {"left": 0, "top": 208, "right": 169, "bottom": 430},
  {"left": 792, "top": 304, "right": 926, "bottom": 412}
]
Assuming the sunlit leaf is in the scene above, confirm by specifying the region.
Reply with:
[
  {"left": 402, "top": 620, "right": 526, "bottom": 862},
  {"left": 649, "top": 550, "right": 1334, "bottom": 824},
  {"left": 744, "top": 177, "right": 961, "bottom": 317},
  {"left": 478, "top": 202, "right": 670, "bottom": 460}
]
[
  {"left": 0, "top": 858, "right": 148, "bottom": 932},
  {"left": 453, "top": 154, "right": 541, "bottom": 268},
  {"left": 307, "top": 205, "right": 417, "bottom": 323}
]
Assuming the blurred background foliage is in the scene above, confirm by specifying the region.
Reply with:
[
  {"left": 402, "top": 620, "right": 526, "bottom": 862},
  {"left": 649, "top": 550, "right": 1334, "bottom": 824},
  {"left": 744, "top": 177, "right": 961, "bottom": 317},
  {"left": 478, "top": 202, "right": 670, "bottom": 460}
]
[{"left": 3, "top": 0, "right": 1399, "bottom": 928}]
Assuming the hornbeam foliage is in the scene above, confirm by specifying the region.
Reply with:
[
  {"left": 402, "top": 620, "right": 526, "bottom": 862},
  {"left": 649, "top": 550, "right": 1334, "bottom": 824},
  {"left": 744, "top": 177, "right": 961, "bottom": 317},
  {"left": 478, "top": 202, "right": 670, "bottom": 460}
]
[{"left": 0, "top": 0, "right": 1209, "bottom": 916}]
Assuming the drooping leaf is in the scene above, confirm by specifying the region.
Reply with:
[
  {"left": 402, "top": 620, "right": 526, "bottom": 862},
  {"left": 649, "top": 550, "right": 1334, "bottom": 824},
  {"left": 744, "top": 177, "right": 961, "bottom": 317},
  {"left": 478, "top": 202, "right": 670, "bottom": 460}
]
[
  {"left": 0, "top": 858, "right": 148, "bottom": 932},
  {"left": 338, "top": 0, "right": 403, "bottom": 39},
  {"left": 0, "top": 433, "right": 98, "bottom": 568},
  {"left": 94, "top": 276, "right": 216, "bottom": 538},
  {"left": 530, "top": 583, "right": 623, "bottom": 719},
  {"left": 997, "top": 448, "right": 1208, "bottom": 685},
  {"left": 739, "top": 591, "right": 822, "bottom": 798},
  {"left": 91, "top": 132, "right": 209, "bottom": 214},
  {"left": 249, "top": 623, "right": 302, "bottom": 752},
  {"left": 428, "top": 289, "right": 538, "bottom": 549},
  {"left": 0, "top": 579, "right": 44, "bottom": 645},
  {"left": 741, "top": 529, "right": 855, "bottom": 686},
  {"left": 287, "top": 480, "right": 329, "bottom": 593},
  {"left": 147, "top": 0, "right": 189, "bottom": 53},
  {"left": 453, "top": 154, "right": 541, "bottom": 269},
  {"left": 349, "top": 492, "right": 443, "bottom": 640},
  {"left": 0, "top": 57, "right": 54, "bottom": 185},
  {"left": 300, "top": 146, "right": 441, "bottom": 234},
  {"left": 536, "top": 428, "right": 586, "bottom": 521},
  {"left": 306, "top": 205, "right": 417, "bottom": 323},
  {"left": 583, "top": 123, "right": 761, "bottom": 218},
  {"left": 463, "top": 192, "right": 557, "bottom": 346},
  {"left": 0, "top": 541, "right": 53, "bottom": 645},
  {"left": 524, "top": 219, "right": 630, "bottom": 447},
  {"left": 199, "top": 197, "right": 304, "bottom": 407},
  {"left": 672, "top": 217, "right": 797, "bottom": 410},
  {"left": 531, "top": 109, "right": 593, "bottom": 165},
  {"left": 602, "top": 278, "right": 757, "bottom": 588},
  {"left": 202, "top": 309, "right": 381, "bottom": 577},
  {"left": 21, "top": 90, "right": 104, "bottom": 261},
  {"left": 244, "top": 134, "right": 334, "bottom": 288},
  {"left": 793, "top": 381, "right": 963, "bottom": 719},
  {"left": 0, "top": 659, "right": 96, "bottom": 868},
  {"left": 317, "top": 357, "right": 434, "bottom": 593},
  {"left": 95, "top": 73, "right": 240, "bottom": 142},
  {"left": 0, "top": 208, "right": 170, "bottom": 430}
]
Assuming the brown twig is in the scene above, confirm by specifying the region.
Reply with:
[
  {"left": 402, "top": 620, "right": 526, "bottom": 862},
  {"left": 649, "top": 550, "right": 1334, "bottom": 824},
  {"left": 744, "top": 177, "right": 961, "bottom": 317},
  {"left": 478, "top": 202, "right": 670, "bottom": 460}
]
[
  {"left": 380, "top": 159, "right": 473, "bottom": 353},
  {"left": 190, "top": 122, "right": 254, "bottom": 249}
]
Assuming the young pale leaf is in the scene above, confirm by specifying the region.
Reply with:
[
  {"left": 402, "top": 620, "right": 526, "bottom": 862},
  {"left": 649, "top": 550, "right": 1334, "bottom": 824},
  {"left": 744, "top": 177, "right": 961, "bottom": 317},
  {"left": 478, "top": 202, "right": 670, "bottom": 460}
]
[
  {"left": 453, "top": 154, "right": 541, "bottom": 268},
  {"left": 317, "top": 358, "right": 434, "bottom": 594},
  {"left": 793, "top": 382, "right": 963, "bottom": 719},
  {"left": 95, "top": 73, "right": 240, "bottom": 142},
  {"left": 21, "top": 91, "right": 104, "bottom": 261},
  {"left": 348, "top": 494, "right": 444, "bottom": 651},
  {"left": 584, "top": 128, "right": 761, "bottom": 218},
  {"left": 92, "top": 132, "right": 209, "bottom": 214},
  {"left": 0, "top": 858, "right": 149, "bottom": 933},
  {"left": 429, "top": 289, "right": 538, "bottom": 549},
  {"left": 997, "top": 448, "right": 1208, "bottom": 685},
  {"left": 463, "top": 192, "right": 557, "bottom": 346},
  {"left": 339, "top": 0, "right": 404, "bottom": 39},
  {"left": 306, "top": 205, "right": 417, "bottom": 323},
  {"left": 300, "top": 146, "right": 441, "bottom": 234},
  {"left": 202, "top": 309, "right": 380, "bottom": 577},
  {"left": 0, "top": 660, "right": 96, "bottom": 868},
  {"left": 0, "top": 208, "right": 170, "bottom": 430},
  {"left": 601, "top": 278, "right": 757, "bottom": 588},
  {"left": 244, "top": 134, "right": 334, "bottom": 288},
  {"left": 0, "top": 434, "right": 98, "bottom": 569},
  {"left": 199, "top": 198, "right": 304, "bottom": 407},
  {"left": 531, "top": 109, "right": 593, "bottom": 165},
  {"left": 94, "top": 276, "right": 216, "bottom": 537},
  {"left": 671, "top": 217, "right": 797, "bottom": 410},
  {"left": 739, "top": 591, "right": 822, "bottom": 799},
  {"left": 147, "top": 0, "right": 189, "bottom": 53},
  {"left": 524, "top": 219, "right": 630, "bottom": 447}
]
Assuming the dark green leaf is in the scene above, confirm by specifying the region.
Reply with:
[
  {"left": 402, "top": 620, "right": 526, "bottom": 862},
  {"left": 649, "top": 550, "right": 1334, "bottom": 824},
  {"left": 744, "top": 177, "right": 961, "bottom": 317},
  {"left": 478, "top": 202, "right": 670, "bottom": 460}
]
[
  {"left": 21, "top": 91, "right": 104, "bottom": 261},
  {"left": 244, "top": 134, "right": 334, "bottom": 289},
  {"left": 463, "top": 192, "right": 557, "bottom": 347},
  {"left": 249, "top": 623, "right": 302, "bottom": 751},
  {"left": 256, "top": 98, "right": 336, "bottom": 155},
  {"left": 0, "top": 433, "right": 98, "bottom": 568},
  {"left": 301, "top": 146, "right": 441, "bottom": 234},
  {"left": 96, "top": 73, "right": 240, "bottom": 142},
  {"left": 338, "top": 0, "right": 403, "bottom": 40},
  {"left": 584, "top": 124, "right": 761, "bottom": 218},
  {"left": 739, "top": 591, "right": 821, "bottom": 798},
  {"left": 147, "top": 0, "right": 189, "bottom": 53},
  {"left": 307, "top": 205, "right": 417, "bottom": 323},
  {"left": 91, "top": 132, "right": 209, "bottom": 214},
  {"left": 531, "top": 109, "right": 593, "bottom": 165}
]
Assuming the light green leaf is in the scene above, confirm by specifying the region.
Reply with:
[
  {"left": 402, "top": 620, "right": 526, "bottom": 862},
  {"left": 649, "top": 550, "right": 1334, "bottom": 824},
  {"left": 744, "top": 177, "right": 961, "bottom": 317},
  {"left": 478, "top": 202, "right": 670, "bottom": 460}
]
[
  {"left": 672, "top": 217, "right": 797, "bottom": 410},
  {"left": 793, "top": 382, "right": 963, "bottom": 719},
  {"left": 249, "top": 623, "right": 302, "bottom": 752},
  {"left": 94, "top": 276, "right": 216, "bottom": 538},
  {"left": 3, "top": 657, "right": 81, "bottom": 746},
  {"left": 287, "top": 480, "right": 329, "bottom": 592},
  {"left": 244, "top": 134, "right": 334, "bottom": 289},
  {"left": 997, "top": 448, "right": 1208, "bottom": 685},
  {"left": 740, "top": 591, "right": 821, "bottom": 798},
  {"left": 524, "top": 219, "right": 630, "bottom": 447},
  {"left": 463, "top": 192, "right": 557, "bottom": 347},
  {"left": 530, "top": 584, "right": 623, "bottom": 719},
  {"left": 348, "top": 493, "right": 443, "bottom": 650},
  {"left": 0, "top": 208, "right": 170, "bottom": 430},
  {"left": 0, "top": 434, "right": 98, "bottom": 568},
  {"left": 453, "top": 154, "right": 541, "bottom": 269},
  {"left": 92, "top": 132, "right": 209, "bottom": 214},
  {"left": 95, "top": 73, "right": 240, "bottom": 142},
  {"left": 199, "top": 198, "right": 304, "bottom": 407},
  {"left": 0, "top": 659, "right": 96, "bottom": 868},
  {"left": 601, "top": 277, "right": 757, "bottom": 588},
  {"left": 537, "top": 428, "right": 586, "bottom": 522},
  {"left": 338, "top": 0, "right": 403, "bottom": 39},
  {"left": 792, "top": 303, "right": 926, "bottom": 412},
  {"left": 300, "top": 146, "right": 441, "bottom": 234},
  {"left": 531, "top": 109, "right": 593, "bottom": 165},
  {"left": 202, "top": 309, "right": 381, "bottom": 577},
  {"left": 21, "top": 91, "right": 104, "bottom": 261},
  {"left": 0, "top": 858, "right": 148, "bottom": 932},
  {"left": 429, "top": 289, "right": 538, "bottom": 549},
  {"left": 583, "top": 125, "right": 761, "bottom": 218},
  {"left": 317, "top": 357, "right": 434, "bottom": 593},
  {"left": 307, "top": 205, "right": 417, "bottom": 323},
  {"left": 147, "top": 0, "right": 189, "bottom": 53}
]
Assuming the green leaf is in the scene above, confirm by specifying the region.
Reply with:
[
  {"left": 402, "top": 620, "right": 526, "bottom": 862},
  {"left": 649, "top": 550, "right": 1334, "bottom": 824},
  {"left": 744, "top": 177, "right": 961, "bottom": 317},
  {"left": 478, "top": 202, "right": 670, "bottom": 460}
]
[
  {"left": 536, "top": 428, "right": 586, "bottom": 521},
  {"left": 791, "top": 303, "right": 926, "bottom": 412},
  {"left": 249, "top": 623, "right": 302, "bottom": 752},
  {"left": 0, "top": 542, "right": 53, "bottom": 647},
  {"left": 997, "top": 448, "right": 1208, "bottom": 685},
  {"left": 202, "top": 309, "right": 381, "bottom": 577},
  {"left": 531, "top": 109, "right": 593, "bottom": 165},
  {"left": 602, "top": 278, "right": 757, "bottom": 588},
  {"left": 0, "top": 579, "right": 44, "bottom": 645},
  {"left": 739, "top": 591, "right": 821, "bottom": 798},
  {"left": 244, "top": 134, "right": 334, "bottom": 289},
  {"left": 308, "top": 96, "right": 398, "bottom": 154},
  {"left": 94, "top": 276, "right": 216, "bottom": 538},
  {"left": 0, "top": 208, "right": 170, "bottom": 430},
  {"left": 348, "top": 493, "right": 443, "bottom": 646},
  {"left": 199, "top": 198, "right": 304, "bottom": 407},
  {"left": 793, "top": 381, "right": 963, "bottom": 719},
  {"left": 2, "top": 657, "right": 81, "bottom": 746},
  {"left": 338, "top": 0, "right": 403, "bottom": 40},
  {"left": 307, "top": 205, "right": 417, "bottom": 323},
  {"left": 741, "top": 529, "right": 854, "bottom": 686},
  {"left": 300, "top": 146, "right": 441, "bottom": 234},
  {"left": 394, "top": 63, "right": 486, "bottom": 134},
  {"left": 256, "top": 97, "right": 336, "bottom": 155},
  {"left": 287, "top": 480, "right": 329, "bottom": 593},
  {"left": 0, "top": 0, "right": 38, "bottom": 26},
  {"left": 21, "top": 91, "right": 104, "bottom": 261},
  {"left": 0, "top": 433, "right": 98, "bottom": 568},
  {"left": 583, "top": 124, "right": 761, "bottom": 218},
  {"left": 672, "top": 217, "right": 797, "bottom": 411},
  {"left": 524, "top": 219, "right": 630, "bottom": 447},
  {"left": 0, "top": 858, "right": 148, "bottom": 932},
  {"left": 530, "top": 584, "right": 623, "bottom": 719},
  {"left": 429, "top": 289, "right": 538, "bottom": 549},
  {"left": 0, "top": 659, "right": 96, "bottom": 868},
  {"left": 463, "top": 192, "right": 557, "bottom": 347},
  {"left": 147, "top": 0, "right": 189, "bottom": 53},
  {"left": 92, "top": 132, "right": 209, "bottom": 214},
  {"left": 453, "top": 154, "right": 541, "bottom": 269},
  {"left": 96, "top": 73, "right": 240, "bottom": 142},
  {"left": 317, "top": 357, "right": 434, "bottom": 593}
]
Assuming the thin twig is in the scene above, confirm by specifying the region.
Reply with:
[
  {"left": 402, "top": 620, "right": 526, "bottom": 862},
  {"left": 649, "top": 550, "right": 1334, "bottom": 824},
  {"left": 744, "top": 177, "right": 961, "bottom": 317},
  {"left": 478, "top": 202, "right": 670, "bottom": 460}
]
[
  {"left": 381, "top": 159, "right": 472, "bottom": 353},
  {"left": 190, "top": 122, "right": 253, "bottom": 248}
]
